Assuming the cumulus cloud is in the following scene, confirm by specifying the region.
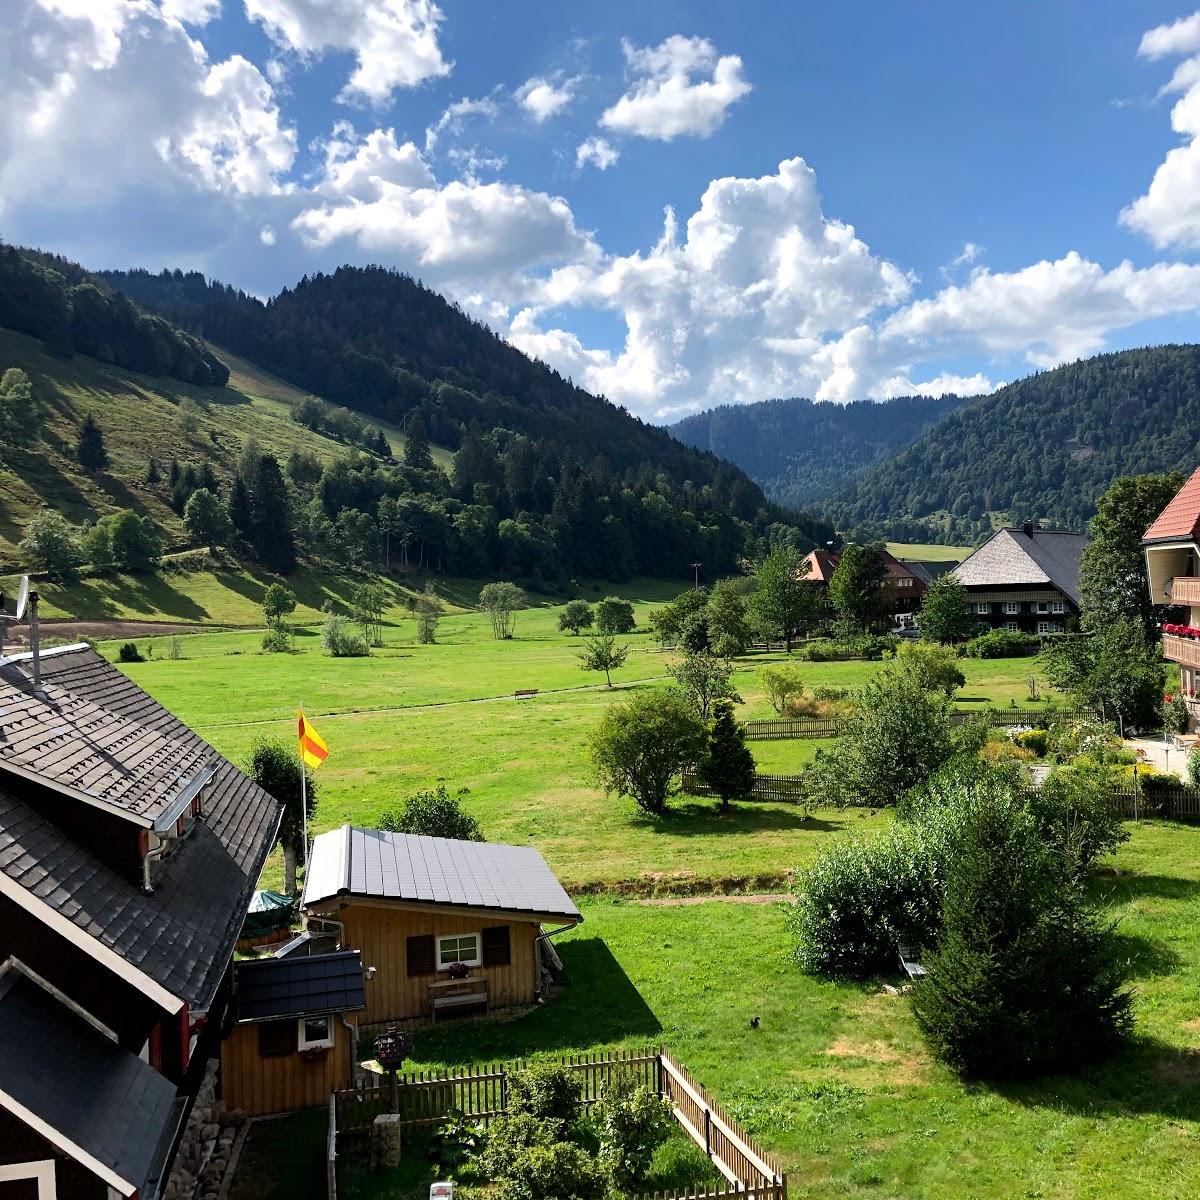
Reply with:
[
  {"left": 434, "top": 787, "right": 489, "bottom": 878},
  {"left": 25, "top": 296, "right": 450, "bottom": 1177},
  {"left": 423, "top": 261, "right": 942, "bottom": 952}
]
[
  {"left": 424, "top": 94, "right": 499, "bottom": 152},
  {"left": 1122, "top": 10, "right": 1200, "bottom": 248},
  {"left": 516, "top": 74, "right": 577, "bottom": 122},
  {"left": 599, "top": 35, "right": 750, "bottom": 140},
  {"left": 318, "top": 122, "right": 434, "bottom": 195},
  {"left": 260, "top": 225, "right": 276, "bottom": 244},
  {"left": 575, "top": 136, "right": 619, "bottom": 171},
  {"left": 160, "top": 0, "right": 222, "bottom": 23},
  {"left": 243, "top": 0, "right": 450, "bottom": 105}
]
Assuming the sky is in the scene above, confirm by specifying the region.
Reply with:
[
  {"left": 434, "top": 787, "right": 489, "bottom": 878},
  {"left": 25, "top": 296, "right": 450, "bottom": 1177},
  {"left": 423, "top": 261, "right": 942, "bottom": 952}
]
[{"left": 4, "top": 3, "right": 1200, "bottom": 422}]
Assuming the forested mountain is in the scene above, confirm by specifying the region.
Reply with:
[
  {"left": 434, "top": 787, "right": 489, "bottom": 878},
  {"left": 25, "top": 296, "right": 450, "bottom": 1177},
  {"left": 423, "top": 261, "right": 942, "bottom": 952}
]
[
  {"left": 671, "top": 393, "right": 967, "bottom": 508},
  {"left": 819, "top": 345, "right": 1200, "bottom": 545},
  {"left": 0, "top": 244, "right": 227, "bottom": 386},
  {"left": 0, "top": 252, "right": 832, "bottom": 584}
]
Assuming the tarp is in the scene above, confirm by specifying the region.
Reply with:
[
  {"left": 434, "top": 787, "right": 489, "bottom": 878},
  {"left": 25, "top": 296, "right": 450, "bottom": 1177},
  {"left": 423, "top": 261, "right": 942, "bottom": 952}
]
[{"left": 240, "top": 890, "right": 295, "bottom": 939}]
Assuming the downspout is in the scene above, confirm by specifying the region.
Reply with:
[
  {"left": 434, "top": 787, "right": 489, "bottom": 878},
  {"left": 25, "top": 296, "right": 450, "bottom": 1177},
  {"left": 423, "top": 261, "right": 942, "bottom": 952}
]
[
  {"left": 338, "top": 1012, "right": 357, "bottom": 1085},
  {"left": 142, "top": 831, "right": 166, "bottom": 894}
]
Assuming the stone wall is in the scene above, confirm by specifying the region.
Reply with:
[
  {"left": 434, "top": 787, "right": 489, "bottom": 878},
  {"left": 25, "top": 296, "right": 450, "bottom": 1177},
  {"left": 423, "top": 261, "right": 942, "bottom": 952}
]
[{"left": 162, "top": 1061, "right": 247, "bottom": 1200}]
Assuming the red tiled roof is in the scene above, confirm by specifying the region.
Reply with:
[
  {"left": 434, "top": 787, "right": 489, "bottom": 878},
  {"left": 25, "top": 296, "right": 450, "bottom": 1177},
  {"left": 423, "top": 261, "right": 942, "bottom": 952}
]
[
  {"left": 1144, "top": 466, "right": 1200, "bottom": 542},
  {"left": 801, "top": 549, "right": 840, "bottom": 583}
]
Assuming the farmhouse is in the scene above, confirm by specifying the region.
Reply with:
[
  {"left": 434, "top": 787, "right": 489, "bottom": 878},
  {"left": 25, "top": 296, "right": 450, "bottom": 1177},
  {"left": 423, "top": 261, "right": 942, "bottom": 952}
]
[
  {"left": 800, "top": 546, "right": 929, "bottom": 620},
  {"left": 1143, "top": 465, "right": 1200, "bottom": 726},
  {"left": 951, "top": 524, "right": 1088, "bottom": 634},
  {"left": 0, "top": 642, "right": 280, "bottom": 1200},
  {"left": 302, "top": 826, "right": 582, "bottom": 1026}
]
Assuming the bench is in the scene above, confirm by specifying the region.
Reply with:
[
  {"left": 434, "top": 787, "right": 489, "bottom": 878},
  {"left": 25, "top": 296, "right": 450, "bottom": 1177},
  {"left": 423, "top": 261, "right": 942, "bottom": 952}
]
[
  {"left": 513, "top": 688, "right": 539, "bottom": 699},
  {"left": 429, "top": 978, "right": 488, "bottom": 1020},
  {"left": 898, "top": 943, "right": 926, "bottom": 981}
]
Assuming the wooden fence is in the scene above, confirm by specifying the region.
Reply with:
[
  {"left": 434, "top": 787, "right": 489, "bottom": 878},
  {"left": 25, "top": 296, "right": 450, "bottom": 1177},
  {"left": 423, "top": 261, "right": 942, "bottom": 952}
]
[
  {"left": 326, "top": 1092, "right": 337, "bottom": 1200},
  {"left": 682, "top": 767, "right": 811, "bottom": 804},
  {"left": 741, "top": 708, "right": 1100, "bottom": 741},
  {"left": 331, "top": 1048, "right": 785, "bottom": 1197}
]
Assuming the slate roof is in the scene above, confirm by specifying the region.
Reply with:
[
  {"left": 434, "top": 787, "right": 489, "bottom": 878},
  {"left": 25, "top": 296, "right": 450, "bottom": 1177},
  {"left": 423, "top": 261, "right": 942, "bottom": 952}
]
[
  {"left": 951, "top": 528, "right": 1089, "bottom": 606},
  {"left": 303, "top": 826, "right": 583, "bottom": 923},
  {"left": 1143, "top": 465, "right": 1200, "bottom": 543},
  {"left": 0, "top": 969, "right": 182, "bottom": 1197},
  {"left": 902, "top": 560, "right": 959, "bottom": 586},
  {"left": 0, "top": 645, "right": 281, "bottom": 1011},
  {"left": 234, "top": 950, "right": 366, "bottom": 1022},
  {"left": 0, "top": 666, "right": 213, "bottom": 826}
]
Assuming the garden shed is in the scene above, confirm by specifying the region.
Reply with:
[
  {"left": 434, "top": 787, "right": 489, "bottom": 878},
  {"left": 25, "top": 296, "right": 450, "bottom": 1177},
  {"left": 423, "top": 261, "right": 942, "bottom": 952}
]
[{"left": 301, "top": 826, "right": 582, "bottom": 1026}]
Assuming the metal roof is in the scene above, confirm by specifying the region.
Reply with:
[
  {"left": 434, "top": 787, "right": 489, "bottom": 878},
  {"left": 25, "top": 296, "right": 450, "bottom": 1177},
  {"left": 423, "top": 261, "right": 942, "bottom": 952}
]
[
  {"left": 303, "top": 826, "right": 583, "bottom": 923},
  {"left": 951, "top": 528, "right": 1088, "bottom": 606},
  {"left": 234, "top": 950, "right": 366, "bottom": 1022},
  {"left": 0, "top": 645, "right": 281, "bottom": 1011},
  {"left": 0, "top": 969, "right": 182, "bottom": 1198}
]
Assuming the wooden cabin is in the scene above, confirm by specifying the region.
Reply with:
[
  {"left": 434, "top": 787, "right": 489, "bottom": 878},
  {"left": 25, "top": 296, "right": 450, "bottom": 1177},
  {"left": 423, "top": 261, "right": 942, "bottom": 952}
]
[
  {"left": 221, "top": 951, "right": 366, "bottom": 1117},
  {"left": 302, "top": 826, "right": 583, "bottom": 1026}
]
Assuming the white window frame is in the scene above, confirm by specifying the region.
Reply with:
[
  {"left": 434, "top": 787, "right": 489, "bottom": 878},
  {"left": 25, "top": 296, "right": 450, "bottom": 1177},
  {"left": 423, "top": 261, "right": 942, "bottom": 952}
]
[
  {"left": 1037, "top": 621, "right": 1051, "bottom": 635},
  {"left": 1050, "top": 599, "right": 1065, "bottom": 614},
  {"left": 0, "top": 1163, "right": 56, "bottom": 1200},
  {"left": 1005, "top": 620, "right": 1019, "bottom": 632},
  {"left": 1004, "top": 601, "right": 1019, "bottom": 615},
  {"left": 896, "top": 576, "right": 913, "bottom": 588},
  {"left": 975, "top": 602, "right": 990, "bottom": 614},
  {"left": 1035, "top": 601, "right": 1050, "bottom": 614},
  {"left": 437, "top": 932, "right": 481, "bottom": 970},
  {"left": 297, "top": 1014, "right": 334, "bottom": 1051}
]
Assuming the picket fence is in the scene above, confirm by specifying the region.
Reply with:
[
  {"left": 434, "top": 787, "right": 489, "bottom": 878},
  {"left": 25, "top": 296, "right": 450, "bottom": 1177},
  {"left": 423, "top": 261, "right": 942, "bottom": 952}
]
[
  {"left": 330, "top": 1047, "right": 786, "bottom": 1198},
  {"left": 741, "top": 708, "right": 1100, "bottom": 741}
]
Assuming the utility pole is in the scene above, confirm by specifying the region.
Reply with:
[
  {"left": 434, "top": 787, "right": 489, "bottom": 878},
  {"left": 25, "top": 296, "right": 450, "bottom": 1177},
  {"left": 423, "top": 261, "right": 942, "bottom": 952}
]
[{"left": 691, "top": 562, "right": 701, "bottom": 589}]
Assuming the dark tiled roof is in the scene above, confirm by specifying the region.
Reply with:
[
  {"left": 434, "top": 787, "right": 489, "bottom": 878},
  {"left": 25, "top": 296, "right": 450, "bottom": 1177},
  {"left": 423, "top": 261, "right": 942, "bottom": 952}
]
[
  {"left": 0, "top": 646, "right": 280, "bottom": 1011},
  {"left": 0, "top": 667, "right": 213, "bottom": 826},
  {"left": 234, "top": 950, "right": 366, "bottom": 1022},
  {"left": 951, "top": 528, "right": 1088, "bottom": 606},
  {"left": 0, "top": 969, "right": 181, "bottom": 1196},
  {"left": 304, "top": 826, "right": 582, "bottom": 923},
  {"left": 1144, "top": 466, "right": 1200, "bottom": 542},
  {"left": 903, "top": 560, "right": 958, "bottom": 585}
]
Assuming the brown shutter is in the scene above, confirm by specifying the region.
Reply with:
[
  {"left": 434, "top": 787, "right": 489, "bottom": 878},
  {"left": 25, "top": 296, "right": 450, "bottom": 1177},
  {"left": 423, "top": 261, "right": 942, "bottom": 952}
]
[
  {"left": 482, "top": 925, "right": 511, "bottom": 967},
  {"left": 407, "top": 934, "right": 436, "bottom": 976},
  {"left": 258, "top": 1019, "right": 298, "bottom": 1058}
]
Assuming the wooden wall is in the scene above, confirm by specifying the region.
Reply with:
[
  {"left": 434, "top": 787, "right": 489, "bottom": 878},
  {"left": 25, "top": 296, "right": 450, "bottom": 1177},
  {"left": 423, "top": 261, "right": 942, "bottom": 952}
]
[
  {"left": 337, "top": 904, "right": 541, "bottom": 1024},
  {"left": 220, "top": 1018, "right": 355, "bottom": 1117}
]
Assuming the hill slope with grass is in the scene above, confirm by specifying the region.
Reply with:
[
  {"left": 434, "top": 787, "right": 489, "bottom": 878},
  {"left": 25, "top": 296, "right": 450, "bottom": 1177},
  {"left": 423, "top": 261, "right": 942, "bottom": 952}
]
[{"left": 819, "top": 344, "right": 1200, "bottom": 545}]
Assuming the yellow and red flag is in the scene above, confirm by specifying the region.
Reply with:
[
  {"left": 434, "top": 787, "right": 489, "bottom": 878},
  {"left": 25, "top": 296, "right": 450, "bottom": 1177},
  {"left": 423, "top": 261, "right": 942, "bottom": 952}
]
[{"left": 298, "top": 711, "right": 329, "bottom": 770}]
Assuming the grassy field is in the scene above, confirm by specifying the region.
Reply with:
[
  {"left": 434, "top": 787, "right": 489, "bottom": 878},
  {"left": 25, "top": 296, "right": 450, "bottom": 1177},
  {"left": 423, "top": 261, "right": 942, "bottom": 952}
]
[{"left": 886, "top": 542, "right": 972, "bottom": 562}]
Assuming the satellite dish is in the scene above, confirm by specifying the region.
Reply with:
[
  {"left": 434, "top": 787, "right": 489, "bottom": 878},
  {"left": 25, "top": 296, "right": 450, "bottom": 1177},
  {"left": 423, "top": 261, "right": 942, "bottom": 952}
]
[{"left": 14, "top": 577, "right": 29, "bottom": 621}]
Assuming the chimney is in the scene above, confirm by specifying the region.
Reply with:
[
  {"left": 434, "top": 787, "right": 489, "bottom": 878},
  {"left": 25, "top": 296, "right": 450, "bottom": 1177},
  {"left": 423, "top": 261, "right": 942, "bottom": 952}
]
[{"left": 1022, "top": 521, "right": 1035, "bottom": 539}]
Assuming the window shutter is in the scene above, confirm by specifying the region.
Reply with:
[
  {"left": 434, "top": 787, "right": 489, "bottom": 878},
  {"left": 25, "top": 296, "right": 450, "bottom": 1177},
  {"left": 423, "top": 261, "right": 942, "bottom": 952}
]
[
  {"left": 258, "top": 1019, "right": 298, "bottom": 1058},
  {"left": 407, "top": 934, "right": 436, "bottom": 976},
  {"left": 482, "top": 925, "right": 511, "bottom": 967}
]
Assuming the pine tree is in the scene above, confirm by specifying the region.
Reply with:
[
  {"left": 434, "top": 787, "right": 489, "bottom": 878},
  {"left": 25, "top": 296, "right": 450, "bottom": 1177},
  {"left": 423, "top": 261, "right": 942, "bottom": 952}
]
[
  {"left": 403, "top": 412, "right": 435, "bottom": 470},
  {"left": 697, "top": 700, "right": 756, "bottom": 813},
  {"left": 227, "top": 475, "right": 253, "bottom": 539},
  {"left": 76, "top": 413, "right": 108, "bottom": 471},
  {"left": 249, "top": 453, "right": 295, "bottom": 574}
]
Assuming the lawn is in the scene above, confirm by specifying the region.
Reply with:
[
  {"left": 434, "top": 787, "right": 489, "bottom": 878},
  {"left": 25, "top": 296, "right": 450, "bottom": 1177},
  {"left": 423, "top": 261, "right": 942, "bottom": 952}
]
[{"left": 885, "top": 542, "right": 972, "bottom": 562}]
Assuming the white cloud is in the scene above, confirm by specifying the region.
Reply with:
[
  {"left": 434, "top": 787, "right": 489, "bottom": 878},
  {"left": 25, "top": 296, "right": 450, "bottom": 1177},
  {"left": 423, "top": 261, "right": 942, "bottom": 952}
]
[
  {"left": 243, "top": 0, "right": 450, "bottom": 105},
  {"left": 940, "top": 240, "right": 983, "bottom": 279},
  {"left": 424, "top": 94, "right": 499, "bottom": 152},
  {"left": 516, "top": 74, "right": 577, "bottom": 122},
  {"left": 1122, "top": 12, "right": 1200, "bottom": 249},
  {"left": 319, "top": 123, "right": 434, "bottom": 195},
  {"left": 599, "top": 35, "right": 750, "bottom": 141},
  {"left": 159, "top": 0, "right": 221, "bottom": 23},
  {"left": 260, "top": 225, "right": 276, "bottom": 244},
  {"left": 575, "top": 136, "right": 619, "bottom": 171}
]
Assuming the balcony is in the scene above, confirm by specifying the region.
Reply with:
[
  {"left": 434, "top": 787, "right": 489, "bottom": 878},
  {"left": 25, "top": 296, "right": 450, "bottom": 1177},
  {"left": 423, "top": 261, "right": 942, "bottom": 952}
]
[
  {"left": 1163, "top": 633, "right": 1200, "bottom": 669},
  {"left": 1170, "top": 577, "right": 1200, "bottom": 606}
]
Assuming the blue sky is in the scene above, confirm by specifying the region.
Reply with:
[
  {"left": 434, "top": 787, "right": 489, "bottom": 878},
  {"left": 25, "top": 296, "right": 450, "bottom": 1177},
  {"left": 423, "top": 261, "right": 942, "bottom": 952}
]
[{"left": 4, "top": 2, "right": 1200, "bottom": 420}]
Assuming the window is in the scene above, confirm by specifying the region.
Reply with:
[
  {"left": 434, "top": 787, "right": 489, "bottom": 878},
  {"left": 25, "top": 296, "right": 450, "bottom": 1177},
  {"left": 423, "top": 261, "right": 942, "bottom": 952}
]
[
  {"left": 1037, "top": 621, "right": 1051, "bottom": 636},
  {"left": 258, "top": 1019, "right": 297, "bottom": 1058},
  {"left": 975, "top": 602, "right": 990, "bottom": 614},
  {"left": 1005, "top": 621, "right": 1019, "bottom": 632},
  {"left": 1004, "top": 601, "right": 1019, "bottom": 614},
  {"left": 1050, "top": 599, "right": 1065, "bottom": 614},
  {"left": 1035, "top": 601, "right": 1049, "bottom": 614},
  {"left": 437, "top": 933, "right": 481, "bottom": 969},
  {"left": 298, "top": 1015, "right": 334, "bottom": 1051},
  {"left": 897, "top": 577, "right": 913, "bottom": 588}
]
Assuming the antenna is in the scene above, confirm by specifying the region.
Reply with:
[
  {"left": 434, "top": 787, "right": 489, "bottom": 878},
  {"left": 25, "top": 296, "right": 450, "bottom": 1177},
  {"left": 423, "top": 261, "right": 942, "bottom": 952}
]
[{"left": 14, "top": 576, "right": 28, "bottom": 621}]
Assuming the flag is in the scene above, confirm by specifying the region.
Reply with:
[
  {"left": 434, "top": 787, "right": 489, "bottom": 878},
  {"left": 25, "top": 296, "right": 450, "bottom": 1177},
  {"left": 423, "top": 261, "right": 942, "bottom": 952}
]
[{"left": 298, "top": 711, "right": 329, "bottom": 770}]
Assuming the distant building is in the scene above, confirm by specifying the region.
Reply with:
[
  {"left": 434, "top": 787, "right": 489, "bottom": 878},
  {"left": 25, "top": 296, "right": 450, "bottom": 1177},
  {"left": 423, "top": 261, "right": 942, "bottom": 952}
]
[
  {"left": 1142, "top": 467, "right": 1200, "bottom": 720},
  {"left": 951, "top": 524, "right": 1087, "bottom": 634},
  {"left": 800, "top": 546, "right": 929, "bottom": 621}
]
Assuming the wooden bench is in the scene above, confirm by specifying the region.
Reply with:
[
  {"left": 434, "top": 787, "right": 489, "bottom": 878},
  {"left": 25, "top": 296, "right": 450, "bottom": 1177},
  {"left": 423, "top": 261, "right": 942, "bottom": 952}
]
[
  {"left": 898, "top": 943, "right": 926, "bottom": 981},
  {"left": 513, "top": 688, "right": 539, "bottom": 699},
  {"left": 429, "top": 978, "right": 488, "bottom": 1020}
]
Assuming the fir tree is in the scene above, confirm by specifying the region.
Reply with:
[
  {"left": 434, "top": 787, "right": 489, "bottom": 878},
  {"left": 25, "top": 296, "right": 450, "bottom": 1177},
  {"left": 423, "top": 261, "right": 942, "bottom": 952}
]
[
  {"left": 76, "top": 413, "right": 108, "bottom": 471},
  {"left": 227, "top": 475, "right": 253, "bottom": 540},
  {"left": 403, "top": 412, "right": 435, "bottom": 470},
  {"left": 697, "top": 700, "right": 756, "bottom": 813},
  {"left": 249, "top": 453, "right": 295, "bottom": 574}
]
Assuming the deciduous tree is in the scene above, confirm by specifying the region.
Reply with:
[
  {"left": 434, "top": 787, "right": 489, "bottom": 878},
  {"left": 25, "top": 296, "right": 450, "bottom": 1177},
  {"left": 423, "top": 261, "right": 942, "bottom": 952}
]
[
  {"left": 750, "top": 547, "right": 815, "bottom": 651},
  {"left": 918, "top": 575, "right": 976, "bottom": 643},
  {"left": 577, "top": 632, "right": 628, "bottom": 687},
  {"left": 558, "top": 599, "right": 594, "bottom": 635},
  {"left": 596, "top": 595, "right": 635, "bottom": 634},
  {"left": 828, "top": 543, "right": 888, "bottom": 631},
  {"left": 479, "top": 581, "right": 526, "bottom": 639},
  {"left": 18, "top": 509, "right": 82, "bottom": 582},
  {"left": 248, "top": 739, "right": 317, "bottom": 895}
]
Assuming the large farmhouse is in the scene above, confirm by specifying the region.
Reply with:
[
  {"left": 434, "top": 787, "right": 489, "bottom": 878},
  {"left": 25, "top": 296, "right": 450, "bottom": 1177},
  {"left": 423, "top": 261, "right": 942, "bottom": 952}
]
[
  {"left": 0, "top": 642, "right": 280, "bottom": 1200},
  {"left": 800, "top": 547, "right": 929, "bottom": 621},
  {"left": 302, "top": 826, "right": 582, "bottom": 1027},
  {"left": 951, "top": 525, "right": 1088, "bottom": 635}
]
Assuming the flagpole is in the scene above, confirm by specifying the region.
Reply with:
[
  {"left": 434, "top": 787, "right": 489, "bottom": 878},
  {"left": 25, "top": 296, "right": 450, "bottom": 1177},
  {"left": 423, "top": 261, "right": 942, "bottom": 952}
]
[{"left": 299, "top": 704, "right": 309, "bottom": 887}]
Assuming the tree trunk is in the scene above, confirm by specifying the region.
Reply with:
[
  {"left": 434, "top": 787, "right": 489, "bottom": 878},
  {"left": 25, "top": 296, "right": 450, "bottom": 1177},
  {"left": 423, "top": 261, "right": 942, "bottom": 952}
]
[
  {"left": 282, "top": 840, "right": 298, "bottom": 896},
  {"left": 604, "top": 666, "right": 612, "bottom": 686}
]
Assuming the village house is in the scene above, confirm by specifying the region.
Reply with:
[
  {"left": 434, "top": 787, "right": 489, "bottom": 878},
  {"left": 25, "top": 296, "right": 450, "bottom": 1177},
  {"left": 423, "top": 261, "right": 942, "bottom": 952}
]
[
  {"left": 1142, "top": 466, "right": 1200, "bottom": 727},
  {"left": 800, "top": 546, "right": 929, "bottom": 622},
  {"left": 301, "top": 826, "right": 582, "bottom": 1027},
  {"left": 0, "top": 640, "right": 281, "bottom": 1200},
  {"left": 950, "top": 524, "right": 1088, "bottom": 635}
]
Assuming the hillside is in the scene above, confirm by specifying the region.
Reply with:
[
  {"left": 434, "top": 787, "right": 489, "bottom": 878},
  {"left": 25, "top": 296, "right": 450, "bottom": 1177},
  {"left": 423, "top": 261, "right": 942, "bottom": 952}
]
[
  {"left": 819, "top": 345, "right": 1200, "bottom": 545},
  {"left": 671, "top": 393, "right": 967, "bottom": 508}
]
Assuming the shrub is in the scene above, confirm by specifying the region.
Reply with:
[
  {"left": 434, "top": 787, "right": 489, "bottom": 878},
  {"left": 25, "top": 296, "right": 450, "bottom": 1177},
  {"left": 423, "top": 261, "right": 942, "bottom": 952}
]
[
  {"left": 963, "top": 628, "right": 1038, "bottom": 658},
  {"left": 1014, "top": 729, "right": 1049, "bottom": 756},
  {"left": 261, "top": 626, "right": 292, "bottom": 653},
  {"left": 494, "top": 1141, "right": 606, "bottom": 1200},
  {"left": 1029, "top": 770, "right": 1128, "bottom": 880},
  {"left": 759, "top": 662, "right": 805, "bottom": 716},
  {"left": 507, "top": 1063, "right": 583, "bottom": 1125},
  {"left": 1162, "top": 692, "right": 1189, "bottom": 735},
  {"left": 167, "top": 636, "right": 185, "bottom": 661},
  {"left": 980, "top": 740, "right": 1035, "bottom": 764},
  {"left": 117, "top": 642, "right": 144, "bottom": 663},
  {"left": 595, "top": 596, "right": 635, "bottom": 634},
  {"left": 1189, "top": 749, "right": 1200, "bottom": 788},
  {"left": 321, "top": 609, "right": 368, "bottom": 657},
  {"left": 897, "top": 641, "right": 966, "bottom": 696},
  {"left": 594, "top": 1073, "right": 675, "bottom": 1190},
  {"left": 558, "top": 600, "right": 594, "bottom": 635},
  {"left": 479, "top": 1112, "right": 563, "bottom": 1179},
  {"left": 377, "top": 785, "right": 483, "bottom": 841}
]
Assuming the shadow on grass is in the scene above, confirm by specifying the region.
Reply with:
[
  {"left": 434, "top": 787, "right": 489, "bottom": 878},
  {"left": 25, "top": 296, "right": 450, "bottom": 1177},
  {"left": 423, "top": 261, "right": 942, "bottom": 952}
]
[
  {"left": 404, "top": 937, "right": 661, "bottom": 1068},
  {"left": 1095, "top": 872, "right": 1200, "bottom": 903},
  {"left": 1107, "top": 930, "right": 1182, "bottom": 979},
  {"left": 40, "top": 571, "right": 211, "bottom": 621},
  {"left": 994, "top": 1036, "right": 1200, "bottom": 1122},
  {"left": 644, "top": 800, "right": 845, "bottom": 837}
]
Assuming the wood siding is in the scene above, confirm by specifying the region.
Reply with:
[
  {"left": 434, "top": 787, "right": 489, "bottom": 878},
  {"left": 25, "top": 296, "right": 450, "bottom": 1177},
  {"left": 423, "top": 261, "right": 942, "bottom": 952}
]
[
  {"left": 220, "top": 1018, "right": 355, "bottom": 1117},
  {"left": 0, "top": 1110, "right": 106, "bottom": 1200},
  {"left": 335, "top": 902, "right": 541, "bottom": 1024}
]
